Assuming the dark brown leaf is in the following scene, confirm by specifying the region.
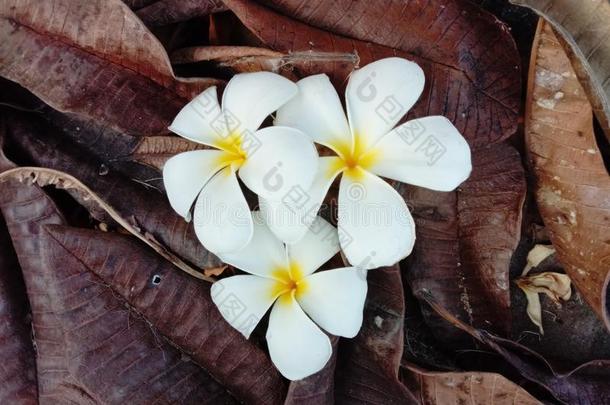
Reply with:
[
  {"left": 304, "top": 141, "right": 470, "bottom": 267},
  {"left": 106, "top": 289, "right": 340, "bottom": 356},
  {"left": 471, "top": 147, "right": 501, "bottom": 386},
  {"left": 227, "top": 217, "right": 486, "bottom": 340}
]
[
  {"left": 525, "top": 21, "right": 610, "bottom": 330},
  {"left": 223, "top": 0, "right": 521, "bottom": 149},
  {"left": 0, "top": 0, "right": 219, "bottom": 136},
  {"left": 0, "top": 215, "right": 37, "bottom": 404},
  {"left": 335, "top": 266, "right": 418, "bottom": 404},
  {"left": 399, "top": 143, "right": 526, "bottom": 342},
  {"left": 136, "top": 0, "right": 228, "bottom": 27},
  {"left": 423, "top": 293, "right": 610, "bottom": 405}
]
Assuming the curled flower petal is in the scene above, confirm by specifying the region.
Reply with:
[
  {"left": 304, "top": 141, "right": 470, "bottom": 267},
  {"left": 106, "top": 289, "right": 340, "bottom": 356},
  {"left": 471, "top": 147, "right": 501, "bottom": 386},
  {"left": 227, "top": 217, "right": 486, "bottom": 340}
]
[
  {"left": 222, "top": 71, "right": 298, "bottom": 134},
  {"left": 266, "top": 295, "right": 332, "bottom": 380},
  {"left": 193, "top": 166, "right": 253, "bottom": 254},
  {"left": 259, "top": 156, "right": 344, "bottom": 244},
  {"left": 275, "top": 74, "right": 352, "bottom": 154},
  {"left": 238, "top": 126, "right": 318, "bottom": 201},
  {"left": 169, "top": 86, "right": 228, "bottom": 145},
  {"left": 298, "top": 267, "right": 367, "bottom": 338},
  {"left": 286, "top": 216, "right": 341, "bottom": 276},
  {"left": 219, "top": 212, "right": 287, "bottom": 279},
  {"left": 162, "top": 150, "right": 227, "bottom": 220},
  {"left": 210, "top": 275, "right": 278, "bottom": 338},
  {"left": 338, "top": 170, "right": 415, "bottom": 269},
  {"left": 346, "top": 57, "right": 424, "bottom": 150},
  {"left": 369, "top": 116, "right": 472, "bottom": 191}
]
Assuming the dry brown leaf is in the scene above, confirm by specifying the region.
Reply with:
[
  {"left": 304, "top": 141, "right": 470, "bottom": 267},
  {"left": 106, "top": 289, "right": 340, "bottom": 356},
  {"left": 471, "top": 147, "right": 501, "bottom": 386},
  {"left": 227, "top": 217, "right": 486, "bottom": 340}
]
[
  {"left": 131, "top": 135, "right": 206, "bottom": 171},
  {"left": 525, "top": 20, "right": 610, "bottom": 330},
  {"left": 402, "top": 364, "right": 541, "bottom": 405},
  {"left": 511, "top": 0, "right": 610, "bottom": 141}
]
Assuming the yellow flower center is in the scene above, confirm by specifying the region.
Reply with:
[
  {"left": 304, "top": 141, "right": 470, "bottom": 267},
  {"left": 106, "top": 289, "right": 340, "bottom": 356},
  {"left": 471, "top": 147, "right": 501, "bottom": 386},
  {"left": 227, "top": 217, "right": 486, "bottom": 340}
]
[
  {"left": 328, "top": 135, "right": 379, "bottom": 179},
  {"left": 214, "top": 132, "right": 247, "bottom": 168},
  {"left": 270, "top": 262, "right": 309, "bottom": 306}
]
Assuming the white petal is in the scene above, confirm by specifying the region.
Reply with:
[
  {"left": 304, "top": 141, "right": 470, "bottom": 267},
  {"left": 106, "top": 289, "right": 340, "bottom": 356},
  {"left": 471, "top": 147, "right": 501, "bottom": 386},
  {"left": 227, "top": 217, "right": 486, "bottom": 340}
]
[
  {"left": 218, "top": 212, "right": 287, "bottom": 278},
  {"left": 369, "top": 116, "right": 472, "bottom": 191},
  {"left": 266, "top": 296, "right": 332, "bottom": 380},
  {"left": 346, "top": 57, "right": 424, "bottom": 149},
  {"left": 286, "top": 217, "right": 340, "bottom": 276},
  {"left": 238, "top": 126, "right": 318, "bottom": 201},
  {"left": 338, "top": 170, "right": 415, "bottom": 269},
  {"left": 193, "top": 166, "right": 253, "bottom": 254},
  {"left": 169, "top": 86, "right": 228, "bottom": 146},
  {"left": 221, "top": 71, "right": 297, "bottom": 134},
  {"left": 298, "top": 267, "right": 367, "bottom": 338},
  {"left": 275, "top": 74, "right": 351, "bottom": 154},
  {"left": 162, "top": 150, "right": 227, "bottom": 220},
  {"left": 258, "top": 156, "right": 344, "bottom": 244},
  {"left": 210, "top": 275, "right": 277, "bottom": 338}
]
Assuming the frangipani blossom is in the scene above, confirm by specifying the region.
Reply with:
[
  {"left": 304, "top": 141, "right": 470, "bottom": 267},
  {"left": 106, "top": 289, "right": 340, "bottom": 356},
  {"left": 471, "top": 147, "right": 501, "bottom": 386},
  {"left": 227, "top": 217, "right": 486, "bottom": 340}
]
[
  {"left": 261, "top": 58, "right": 472, "bottom": 269},
  {"left": 211, "top": 213, "right": 367, "bottom": 380},
  {"left": 163, "top": 72, "right": 319, "bottom": 254}
]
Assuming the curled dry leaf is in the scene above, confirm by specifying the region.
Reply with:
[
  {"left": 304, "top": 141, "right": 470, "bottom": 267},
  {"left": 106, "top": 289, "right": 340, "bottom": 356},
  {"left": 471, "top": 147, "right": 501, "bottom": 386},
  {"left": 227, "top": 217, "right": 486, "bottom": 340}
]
[
  {"left": 401, "top": 143, "right": 526, "bottom": 342},
  {"left": 0, "top": 217, "right": 37, "bottom": 404},
  {"left": 0, "top": 0, "right": 219, "bottom": 135},
  {"left": 422, "top": 292, "right": 610, "bottom": 405},
  {"left": 228, "top": 0, "right": 521, "bottom": 149},
  {"left": 401, "top": 364, "right": 541, "bottom": 405},
  {"left": 511, "top": 0, "right": 610, "bottom": 141},
  {"left": 131, "top": 135, "right": 206, "bottom": 171},
  {"left": 525, "top": 21, "right": 610, "bottom": 330}
]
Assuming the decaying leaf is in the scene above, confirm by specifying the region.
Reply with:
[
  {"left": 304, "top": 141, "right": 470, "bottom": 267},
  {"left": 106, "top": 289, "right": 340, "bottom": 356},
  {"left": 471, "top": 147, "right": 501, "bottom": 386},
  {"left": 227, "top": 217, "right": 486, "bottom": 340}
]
[
  {"left": 0, "top": 217, "right": 37, "bottom": 404},
  {"left": 525, "top": 20, "right": 610, "bottom": 330},
  {"left": 401, "top": 364, "right": 541, "bottom": 405},
  {"left": 222, "top": 0, "right": 521, "bottom": 149},
  {"left": 422, "top": 292, "right": 610, "bottom": 405},
  {"left": 401, "top": 143, "right": 526, "bottom": 342},
  {"left": 131, "top": 135, "right": 206, "bottom": 171},
  {"left": 0, "top": 0, "right": 219, "bottom": 135},
  {"left": 511, "top": 0, "right": 610, "bottom": 141}
]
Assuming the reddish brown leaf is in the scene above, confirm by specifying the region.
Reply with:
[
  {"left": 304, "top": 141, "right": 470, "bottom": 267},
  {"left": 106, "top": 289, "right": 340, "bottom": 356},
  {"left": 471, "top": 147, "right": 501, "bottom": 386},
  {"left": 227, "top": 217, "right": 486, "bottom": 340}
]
[
  {"left": 525, "top": 21, "right": 610, "bottom": 329},
  {"left": 222, "top": 0, "right": 521, "bottom": 149},
  {"left": 401, "top": 364, "right": 541, "bottom": 404},
  {"left": 400, "top": 142, "right": 526, "bottom": 342},
  {"left": 0, "top": 216, "right": 37, "bottom": 404},
  {"left": 0, "top": 0, "right": 219, "bottom": 135},
  {"left": 136, "top": 0, "right": 228, "bottom": 27},
  {"left": 335, "top": 266, "right": 418, "bottom": 404}
]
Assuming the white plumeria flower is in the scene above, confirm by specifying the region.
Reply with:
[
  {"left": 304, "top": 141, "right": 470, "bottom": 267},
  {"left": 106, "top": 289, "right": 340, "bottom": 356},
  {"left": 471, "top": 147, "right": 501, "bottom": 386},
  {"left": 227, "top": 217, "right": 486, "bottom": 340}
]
[
  {"left": 163, "top": 72, "right": 319, "bottom": 254},
  {"left": 211, "top": 213, "right": 367, "bottom": 380},
  {"left": 261, "top": 58, "right": 472, "bottom": 269}
]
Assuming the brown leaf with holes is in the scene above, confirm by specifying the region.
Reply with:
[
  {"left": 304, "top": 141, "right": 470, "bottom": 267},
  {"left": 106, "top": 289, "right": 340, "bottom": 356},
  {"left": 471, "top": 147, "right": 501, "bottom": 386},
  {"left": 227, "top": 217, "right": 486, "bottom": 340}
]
[
  {"left": 401, "top": 364, "right": 541, "bottom": 405},
  {"left": 0, "top": 0, "right": 220, "bottom": 136},
  {"left": 399, "top": 142, "right": 526, "bottom": 343},
  {"left": 511, "top": 0, "right": 610, "bottom": 141},
  {"left": 525, "top": 20, "right": 610, "bottom": 330},
  {"left": 221, "top": 0, "right": 521, "bottom": 149}
]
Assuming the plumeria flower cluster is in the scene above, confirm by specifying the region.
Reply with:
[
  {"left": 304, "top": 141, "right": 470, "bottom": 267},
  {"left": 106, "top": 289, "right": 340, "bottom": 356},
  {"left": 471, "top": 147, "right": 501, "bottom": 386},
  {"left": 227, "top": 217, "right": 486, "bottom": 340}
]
[
  {"left": 211, "top": 213, "right": 366, "bottom": 380},
  {"left": 163, "top": 58, "right": 472, "bottom": 380}
]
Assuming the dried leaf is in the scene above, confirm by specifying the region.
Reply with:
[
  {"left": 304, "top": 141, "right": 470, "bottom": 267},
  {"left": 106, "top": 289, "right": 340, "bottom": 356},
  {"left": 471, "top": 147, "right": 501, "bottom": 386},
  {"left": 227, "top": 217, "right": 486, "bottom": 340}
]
[
  {"left": 525, "top": 21, "right": 610, "bottom": 330},
  {"left": 0, "top": 0, "right": 220, "bottom": 135},
  {"left": 335, "top": 266, "right": 418, "bottom": 404},
  {"left": 227, "top": 0, "right": 521, "bottom": 149},
  {"left": 136, "top": 0, "right": 227, "bottom": 27},
  {"left": 401, "top": 364, "right": 541, "bottom": 405},
  {"left": 422, "top": 292, "right": 610, "bottom": 405},
  {"left": 0, "top": 217, "right": 37, "bottom": 404},
  {"left": 511, "top": 0, "right": 610, "bottom": 141},
  {"left": 400, "top": 143, "right": 526, "bottom": 342}
]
